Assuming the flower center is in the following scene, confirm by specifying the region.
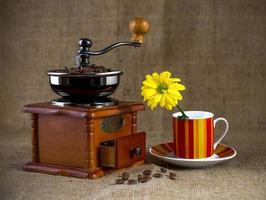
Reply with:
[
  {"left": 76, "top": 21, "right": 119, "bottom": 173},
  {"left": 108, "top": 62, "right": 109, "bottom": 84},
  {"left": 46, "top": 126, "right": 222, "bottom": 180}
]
[{"left": 157, "top": 83, "right": 168, "bottom": 94}]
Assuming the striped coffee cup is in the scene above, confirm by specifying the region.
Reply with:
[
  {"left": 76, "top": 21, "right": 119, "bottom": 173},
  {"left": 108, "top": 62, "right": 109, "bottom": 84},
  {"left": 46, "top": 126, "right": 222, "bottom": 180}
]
[{"left": 172, "top": 111, "right": 229, "bottom": 159}]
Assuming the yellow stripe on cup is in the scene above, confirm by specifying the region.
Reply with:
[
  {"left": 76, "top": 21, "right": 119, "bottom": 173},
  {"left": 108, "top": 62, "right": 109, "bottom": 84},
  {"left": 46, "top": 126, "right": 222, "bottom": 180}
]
[
  {"left": 193, "top": 120, "right": 198, "bottom": 158},
  {"left": 198, "top": 119, "right": 205, "bottom": 158}
]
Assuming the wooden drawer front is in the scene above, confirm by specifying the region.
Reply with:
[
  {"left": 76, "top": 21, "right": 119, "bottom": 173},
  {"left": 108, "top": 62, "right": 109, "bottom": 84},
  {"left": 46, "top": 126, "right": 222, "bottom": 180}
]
[{"left": 116, "top": 132, "right": 146, "bottom": 168}]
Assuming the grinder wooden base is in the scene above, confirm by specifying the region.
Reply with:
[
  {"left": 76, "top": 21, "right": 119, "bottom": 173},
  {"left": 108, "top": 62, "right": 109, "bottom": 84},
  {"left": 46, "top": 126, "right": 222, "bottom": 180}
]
[
  {"left": 23, "top": 102, "right": 145, "bottom": 179},
  {"left": 24, "top": 162, "right": 104, "bottom": 179}
]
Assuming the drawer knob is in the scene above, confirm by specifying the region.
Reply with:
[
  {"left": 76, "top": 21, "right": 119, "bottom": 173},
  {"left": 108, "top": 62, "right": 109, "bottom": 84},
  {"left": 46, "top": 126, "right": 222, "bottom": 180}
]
[{"left": 130, "top": 147, "right": 142, "bottom": 158}]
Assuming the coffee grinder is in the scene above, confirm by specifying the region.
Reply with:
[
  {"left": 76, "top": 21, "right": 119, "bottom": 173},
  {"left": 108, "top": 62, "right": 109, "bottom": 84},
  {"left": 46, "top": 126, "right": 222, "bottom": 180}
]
[{"left": 23, "top": 17, "right": 150, "bottom": 179}]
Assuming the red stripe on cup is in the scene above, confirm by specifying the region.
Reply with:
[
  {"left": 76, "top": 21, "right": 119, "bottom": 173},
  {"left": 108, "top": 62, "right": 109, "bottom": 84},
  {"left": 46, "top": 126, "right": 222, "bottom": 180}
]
[
  {"left": 178, "top": 120, "right": 185, "bottom": 158},
  {"left": 211, "top": 119, "right": 214, "bottom": 152},
  {"left": 206, "top": 118, "right": 213, "bottom": 157},
  {"left": 188, "top": 120, "right": 194, "bottom": 159}
]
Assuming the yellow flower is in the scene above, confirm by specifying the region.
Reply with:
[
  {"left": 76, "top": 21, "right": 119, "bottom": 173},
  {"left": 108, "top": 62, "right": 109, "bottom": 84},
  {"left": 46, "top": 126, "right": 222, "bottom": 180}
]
[{"left": 141, "top": 71, "right": 185, "bottom": 110}]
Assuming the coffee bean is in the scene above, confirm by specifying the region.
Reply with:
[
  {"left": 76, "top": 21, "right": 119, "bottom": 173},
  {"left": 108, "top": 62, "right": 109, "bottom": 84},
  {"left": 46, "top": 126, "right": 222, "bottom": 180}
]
[
  {"left": 140, "top": 175, "right": 152, "bottom": 183},
  {"left": 169, "top": 172, "right": 176, "bottom": 177},
  {"left": 169, "top": 172, "right": 177, "bottom": 180},
  {"left": 143, "top": 169, "right": 151, "bottom": 176},
  {"left": 160, "top": 168, "right": 167, "bottom": 173},
  {"left": 153, "top": 173, "right": 163, "bottom": 178},
  {"left": 137, "top": 175, "right": 143, "bottom": 182},
  {"left": 115, "top": 179, "right": 125, "bottom": 184},
  {"left": 143, "top": 176, "right": 152, "bottom": 181},
  {"left": 121, "top": 172, "right": 129, "bottom": 180},
  {"left": 140, "top": 179, "right": 147, "bottom": 183},
  {"left": 127, "top": 179, "right": 137, "bottom": 185}
]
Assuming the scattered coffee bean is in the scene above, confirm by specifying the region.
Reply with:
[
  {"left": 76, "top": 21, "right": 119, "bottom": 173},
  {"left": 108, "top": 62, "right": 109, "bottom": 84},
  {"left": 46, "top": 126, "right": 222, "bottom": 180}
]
[
  {"left": 121, "top": 172, "right": 129, "bottom": 180},
  {"left": 114, "top": 170, "right": 177, "bottom": 185},
  {"left": 143, "top": 176, "right": 152, "bottom": 182},
  {"left": 137, "top": 175, "right": 143, "bottom": 182},
  {"left": 169, "top": 172, "right": 177, "bottom": 180},
  {"left": 160, "top": 167, "right": 167, "bottom": 173},
  {"left": 143, "top": 169, "right": 152, "bottom": 176},
  {"left": 127, "top": 179, "right": 137, "bottom": 185},
  {"left": 140, "top": 179, "right": 147, "bottom": 183},
  {"left": 153, "top": 173, "right": 163, "bottom": 178},
  {"left": 169, "top": 172, "right": 176, "bottom": 178},
  {"left": 115, "top": 179, "right": 125, "bottom": 184}
]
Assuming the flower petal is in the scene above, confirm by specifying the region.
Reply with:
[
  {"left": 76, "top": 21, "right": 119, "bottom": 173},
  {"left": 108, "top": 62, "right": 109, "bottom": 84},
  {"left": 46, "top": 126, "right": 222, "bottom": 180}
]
[
  {"left": 169, "top": 83, "right": 186, "bottom": 91},
  {"left": 152, "top": 94, "right": 162, "bottom": 108},
  {"left": 143, "top": 80, "right": 158, "bottom": 89},
  {"left": 159, "top": 95, "right": 165, "bottom": 107},
  {"left": 146, "top": 74, "right": 159, "bottom": 85},
  {"left": 165, "top": 103, "right": 173, "bottom": 110},
  {"left": 165, "top": 93, "right": 178, "bottom": 107},
  {"left": 176, "top": 83, "right": 186, "bottom": 90},
  {"left": 141, "top": 88, "right": 157, "bottom": 97},
  {"left": 169, "top": 78, "right": 181, "bottom": 83},
  {"left": 152, "top": 72, "right": 161, "bottom": 83},
  {"left": 160, "top": 71, "right": 171, "bottom": 84},
  {"left": 147, "top": 99, "right": 153, "bottom": 109},
  {"left": 167, "top": 89, "right": 183, "bottom": 100}
]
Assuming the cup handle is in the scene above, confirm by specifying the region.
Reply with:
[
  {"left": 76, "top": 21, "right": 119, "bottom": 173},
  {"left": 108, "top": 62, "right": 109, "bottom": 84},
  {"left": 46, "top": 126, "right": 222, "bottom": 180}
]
[{"left": 213, "top": 118, "right": 229, "bottom": 149}]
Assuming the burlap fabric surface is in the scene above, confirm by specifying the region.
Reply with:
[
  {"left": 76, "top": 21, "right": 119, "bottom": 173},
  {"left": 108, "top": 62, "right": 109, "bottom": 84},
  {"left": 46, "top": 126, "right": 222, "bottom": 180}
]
[{"left": 0, "top": 127, "right": 265, "bottom": 200}]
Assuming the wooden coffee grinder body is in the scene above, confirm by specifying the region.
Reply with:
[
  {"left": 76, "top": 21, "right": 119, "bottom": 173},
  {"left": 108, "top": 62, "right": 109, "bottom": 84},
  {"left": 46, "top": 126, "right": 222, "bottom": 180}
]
[{"left": 23, "top": 102, "right": 145, "bottom": 179}]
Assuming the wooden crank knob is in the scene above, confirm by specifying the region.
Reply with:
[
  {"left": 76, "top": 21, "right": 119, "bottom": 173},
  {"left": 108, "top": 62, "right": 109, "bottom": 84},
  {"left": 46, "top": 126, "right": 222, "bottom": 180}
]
[{"left": 129, "top": 17, "right": 150, "bottom": 43}]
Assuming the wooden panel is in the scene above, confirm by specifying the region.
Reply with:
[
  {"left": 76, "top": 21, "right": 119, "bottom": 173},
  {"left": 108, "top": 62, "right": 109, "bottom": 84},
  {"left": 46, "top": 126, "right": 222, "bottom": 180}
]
[
  {"left": 38, "top": 114, "right": 86, "bottom": 168},
  {"left": 31, "top": 114, "right": 39, "bottom": 162},
  {"left": 94, "top": 113, "right": 132, "bottom": 141}
]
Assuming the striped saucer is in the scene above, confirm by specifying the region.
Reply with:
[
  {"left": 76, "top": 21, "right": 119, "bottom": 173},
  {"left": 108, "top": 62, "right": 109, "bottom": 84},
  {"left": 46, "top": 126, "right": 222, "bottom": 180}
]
[{"left": 149, "top": 143, "right": 236, "bottom": 168}]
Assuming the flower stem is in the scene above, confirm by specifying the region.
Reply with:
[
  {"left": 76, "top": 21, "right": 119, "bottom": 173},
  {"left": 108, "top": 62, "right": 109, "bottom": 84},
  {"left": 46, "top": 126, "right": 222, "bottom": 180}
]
[{"left": 176, "top": 104, "right": 189, "bottom": 119}]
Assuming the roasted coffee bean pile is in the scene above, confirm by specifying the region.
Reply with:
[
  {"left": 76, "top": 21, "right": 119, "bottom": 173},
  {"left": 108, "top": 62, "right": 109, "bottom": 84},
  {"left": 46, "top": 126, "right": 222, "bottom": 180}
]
[
  {"left": 115, "top": 168, "right": 176, "bottom": 185},
  {"left": 64, "top": 64, "right": 112, "bottom": 74}
]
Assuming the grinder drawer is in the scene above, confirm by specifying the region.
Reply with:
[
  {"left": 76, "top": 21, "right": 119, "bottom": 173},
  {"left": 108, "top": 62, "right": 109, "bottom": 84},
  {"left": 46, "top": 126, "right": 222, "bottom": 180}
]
[{"left": 99, "top": 132, "right": 146, "bottom": 168}]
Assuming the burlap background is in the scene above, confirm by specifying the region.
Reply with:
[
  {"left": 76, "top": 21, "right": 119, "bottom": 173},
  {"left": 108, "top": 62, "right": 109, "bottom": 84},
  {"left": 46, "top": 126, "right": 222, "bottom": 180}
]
[
  {"left": 1, "top": 0, "right": 266, "bottom": 131},
  {"left": 0, "top": 0, "right": 266, "bottom": 199}
]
